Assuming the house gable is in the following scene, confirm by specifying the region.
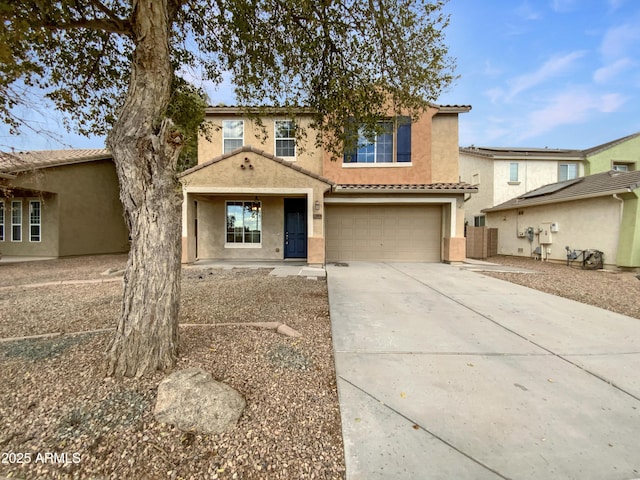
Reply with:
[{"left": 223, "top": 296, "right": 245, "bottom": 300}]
[{"left": 180, "top": 146, "right": 333, "bottom": 191}]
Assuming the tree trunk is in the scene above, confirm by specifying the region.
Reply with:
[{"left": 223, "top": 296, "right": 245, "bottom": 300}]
[{"left": 105, "top": 0, "right": 183, "bottom": 378}]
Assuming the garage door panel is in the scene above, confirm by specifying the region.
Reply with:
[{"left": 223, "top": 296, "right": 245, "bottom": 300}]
[{"left": 326, "top": 204, "right": 442, "bottom": 262}]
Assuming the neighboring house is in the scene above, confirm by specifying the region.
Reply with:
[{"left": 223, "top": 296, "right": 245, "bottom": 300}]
[
  {"left": 179, "top": 105, "right": 476, "bottom": 266},
  {"left": 460, "top": 131, "right": 640, "bottom": 227},
  {"left": 583, "top": 131, "right": 640, "bottom": 175},
  {"left": 0, "top": 149, "right": 129, "bottom": 257},
  {"left": 482, "top": 170, "right": 640, "bottom": 269},
  {"left": 459, "top": 146, "right": 586, "bottom": 228}
]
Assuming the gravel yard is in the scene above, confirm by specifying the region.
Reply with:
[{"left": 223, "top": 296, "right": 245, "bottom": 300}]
[
  {"left": 1, "top": 254, "right": 639, "bottom": 479},
  {"left": 481, "top": 255, "right": 640, "bottom": 320},
  {"left": 0, "top": 256, "right": 345, "bottom": 479}
]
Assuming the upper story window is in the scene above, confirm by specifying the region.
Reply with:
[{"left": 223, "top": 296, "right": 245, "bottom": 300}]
[
  {"left": 344, "top": 116, "right": 411, "bottom": 165},
  {"left": 11, "top": 200, "right": 21, "bottom": 242},
  {"left": 275, "top": 120, "right": 296, "bottom": 160},
  {"left": 222, "top": 120, "right": 244, "bottom": 154},
  {"left": 509, "top": 162, "right": 519, "bottom": 182},
  {"left": 613, "top": 162, "right": 635, "bottom": 172},
  {"left": 559, "top": 163, "right": 578, "bottom": 181}
]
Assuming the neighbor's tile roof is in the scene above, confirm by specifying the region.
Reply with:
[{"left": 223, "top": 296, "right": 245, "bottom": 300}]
[
  {"left": 484, "top": 170, "right": 640, "bottom": 212},
  {"left": 334, "top": 183, "right": 478, "bottom": 193},
  {"left": 0, "top": 149, "right": 111, "bottom": 173}
]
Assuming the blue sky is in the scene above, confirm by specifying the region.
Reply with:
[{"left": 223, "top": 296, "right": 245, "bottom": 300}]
[
  {"left": 439, "top": 0, "right": 640, "bottom": 149},
  {"left": 2, "top": 0, "right": 639, "bottom": 151}
]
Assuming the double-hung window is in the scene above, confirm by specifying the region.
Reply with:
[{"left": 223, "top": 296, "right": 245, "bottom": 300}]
[
  {"left": 30, "top": 200, "right": 41, "bottom": 242},
  {"left": 222, "top": 120, "right": 244, "bottom": 154},
  {"left": 275, "top": 120, "right": 296, "bottom": 159},
  {"left": 0, "top": 201, "right": 4, "bottom": 241},
  {"left": 226, "top": 201, "right": 261, "bottom": 245},
  {"left": 509, "top": 162, "right": 519, "bottom": 182},
  {"left": 559, "top": 163, "right": 578, "bottom": 181},
  {"left": 11, "top": 200, "right": 21, "bottom": 242},
  {"left": 344, "top": 116, "right": 412, "bottom": 164}
]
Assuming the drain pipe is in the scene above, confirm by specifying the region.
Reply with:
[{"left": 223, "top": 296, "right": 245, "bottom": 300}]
[{"left": 613, "top": 194, "right": 624, "bottom": 223}]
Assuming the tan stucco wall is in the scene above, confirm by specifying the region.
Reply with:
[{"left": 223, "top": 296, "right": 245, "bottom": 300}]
[
  {"left": 0, "top": 195, "right": 59, "bottom": 256},
  {"left": 430, "top": 113, "right": 461, "bottom": 183},
  {"left": 0, "top": 160, "right": 129, "bottom": 257},
  {"left": 486, "top": 196, "right": 621, "bottom": 266},
  {"left": 198, "top": 114, "right": 323, "bottom": 175},
  {"left": 459, "top": 153, "right": 494, "bottom": 225},
  {"left": 181, "top": 150, "right": 331, "bottom": 263}
]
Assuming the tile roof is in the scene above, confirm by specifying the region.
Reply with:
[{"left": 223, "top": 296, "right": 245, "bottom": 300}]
[
  {"left": 178, "top": 145, "right": 335, "bottom": 185},
  {"left": 484, "top": 170, "right": 640, "bottom": 212},
  {"left": 333, "top": 183, "right": 478, "bottom": 193},
  {"left": 0, "top": 149, "right": 111, "bottom": 173}
]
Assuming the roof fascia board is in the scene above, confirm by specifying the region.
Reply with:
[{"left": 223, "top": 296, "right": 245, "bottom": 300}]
[{"left": 483, "top": 188, "right": 636, "bottom": 212}]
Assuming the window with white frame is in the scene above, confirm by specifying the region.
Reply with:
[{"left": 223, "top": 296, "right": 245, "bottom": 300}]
[
  {"left": 613, "top": 162, "right": 635, "bottom": 172},
  {"left": 0, "top": 201, "right": 4, "bottom": 241},
  {"left": 275, "top": 120, "right": 296, "bottom": 159},
  {"left": 559, "top": 163, "right": 578, "bottom": 181},
  {"left": 344, "top": 116, "right": 411, "bottom": 164},
  {"left": 226, "top": 201, "right": 261, "bottom": 245},
  {"left": 474, "top": 215, "right": 486, "bottom": 227},
  {"left": 30, "top": 200, "right": 41, "bottom": 242},
  {"left": 509, "top": 162, "right": 519, "bottom": 182},
  {"left": 222, "top": 120, "right": 244, "bottom": 154},
  {"left": 11, "top": 200, "right": 21, "bottom": 242}
]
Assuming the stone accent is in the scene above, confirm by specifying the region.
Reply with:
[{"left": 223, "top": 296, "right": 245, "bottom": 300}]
[{"left": 154, "top": 368, "right": 245, "bottom": 434}]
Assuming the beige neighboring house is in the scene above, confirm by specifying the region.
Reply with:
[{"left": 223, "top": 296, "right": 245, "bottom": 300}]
[
  {"left": 483, "top": 170, "right": 640, "bottom": 269},
  {"left": 460, "top": 131, "right": 640, "bottom": 227},
  {"left": 459, "top": 146, "right": 586, "bottom": 228},
  {"left": 179, "top": 105, "right": 476, "bottom": 266},
  {"left": 0, "top": 149, "right": 129, "bottom": 258}
]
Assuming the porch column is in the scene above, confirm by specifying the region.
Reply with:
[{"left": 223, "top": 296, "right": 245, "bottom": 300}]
[
  {"left": 181, "top": 191, "right": 196, "bottom": 263},
  {"left": 443, "top": 197, "right": 467, "bottom": 263}
]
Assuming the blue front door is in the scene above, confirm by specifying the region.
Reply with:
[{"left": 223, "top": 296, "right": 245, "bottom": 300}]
[{"left": 284, "top": 198, "right": 307, "bottom": 258}]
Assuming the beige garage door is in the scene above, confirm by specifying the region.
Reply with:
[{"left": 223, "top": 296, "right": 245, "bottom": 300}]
[{"left": 326, "top": 204, "right": 442, "bottom": 262}]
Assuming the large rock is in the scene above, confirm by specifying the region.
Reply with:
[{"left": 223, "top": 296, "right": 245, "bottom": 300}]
[{"left": 154, "top": 368, "right": 245, "bottom": 434}]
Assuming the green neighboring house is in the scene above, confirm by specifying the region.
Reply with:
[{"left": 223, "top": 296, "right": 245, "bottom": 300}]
[
  {"left": 0, "top": 149, "right": 129, "bottom": 258},
  {"left": 584, "top": 131, "right": 640, "bottom": 175}
]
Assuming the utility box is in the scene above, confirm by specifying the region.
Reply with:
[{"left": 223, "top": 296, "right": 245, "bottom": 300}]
[{"left": 539, "top": 223, "right": 553, "bottom": 244}]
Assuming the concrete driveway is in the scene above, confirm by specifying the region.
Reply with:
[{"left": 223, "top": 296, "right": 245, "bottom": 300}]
[{"left": 327, "top": 262, "right": 640, "bottom": 480}]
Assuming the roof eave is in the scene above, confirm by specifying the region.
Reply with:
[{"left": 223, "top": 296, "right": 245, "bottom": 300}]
[{"left": 483, "top": 187, "right": 636, "bottom": 213}]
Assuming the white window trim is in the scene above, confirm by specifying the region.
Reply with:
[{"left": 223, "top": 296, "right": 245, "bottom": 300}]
[
  {"left": 29, "top": 200, "right": 41, "bottom": 243},
  {"left": 274, "top": 119, "right": 296, "bottom": 161},
  {"left": 224, "top": 200, "right": 262, "bottom": 248},
  {"left": 0, "top": 200, "right": 4, "bottom": 242},
  {"left": 509, "top": 162, "right": 519, "bottom": 183},
  {"left": 11, "top": 200, "right": 21, "bottom": 242},
  {"left": 343, "top": 117, "right": 411, "bottom": 167},
  {"left": 559, "top": 163, "right": 578, "bottom": 181},
  {"left": 342, "top": 162, "right": 413, "bottom": 168},
  {"left": 222, "top": 120, "right": 244, "bottom": 155}
]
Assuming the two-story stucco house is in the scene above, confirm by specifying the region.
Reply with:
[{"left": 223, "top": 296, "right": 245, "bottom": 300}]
[
  {"left": 459, "top": 146, "right": 586, "bottom": 228},
  {"left": 179, "top": 105, "right": 476, "bottom": 266}
]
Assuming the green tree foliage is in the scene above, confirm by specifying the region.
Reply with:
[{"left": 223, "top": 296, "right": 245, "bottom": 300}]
[{"left": 0, "top": 0, "right": 456, "bottom": 377}]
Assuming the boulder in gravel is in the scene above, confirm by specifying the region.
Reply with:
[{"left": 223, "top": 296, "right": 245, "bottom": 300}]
[{"left": 154, "top": 368, "right": 245, "bottom": 434}]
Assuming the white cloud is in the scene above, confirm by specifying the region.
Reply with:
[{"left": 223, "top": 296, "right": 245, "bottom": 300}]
[
  {"left": 519, "top": 89, "right": 627, "bottom": 140},
  {"left": 550, "top": 0, "right": 578, "bottom": 13},
  {"left": 506, "top": 51, "right": 587, "bottom": 99},
  {"left": 600, "top": 23, "right": 640, "bottom": 59},
  {"left": 593, "top": 58, "right": 635, "bottom": 84},
  {"left": 515, "top": 3, "right": 542, "bottom": 20}
]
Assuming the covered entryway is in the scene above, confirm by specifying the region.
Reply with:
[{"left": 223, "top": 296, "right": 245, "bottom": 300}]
[{"left": 325, "top": 204, "right": 442, "bottom": 262}]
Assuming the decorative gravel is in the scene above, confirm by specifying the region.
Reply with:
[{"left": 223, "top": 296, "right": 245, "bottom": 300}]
[{"left": 0, "top": 257, "right": 345, "bottom": 480}]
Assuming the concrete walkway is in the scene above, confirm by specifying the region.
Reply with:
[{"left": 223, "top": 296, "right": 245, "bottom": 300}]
[{"left": 327, "top": 262, "right": 640, "bottom": 480}]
